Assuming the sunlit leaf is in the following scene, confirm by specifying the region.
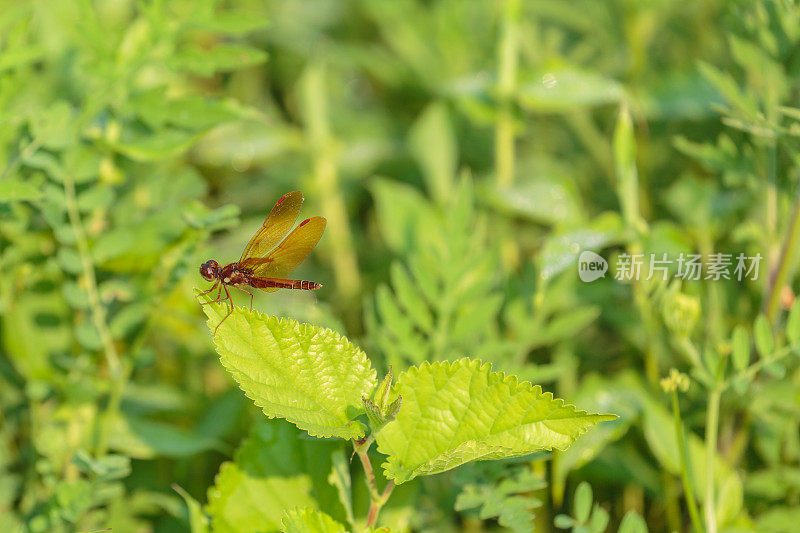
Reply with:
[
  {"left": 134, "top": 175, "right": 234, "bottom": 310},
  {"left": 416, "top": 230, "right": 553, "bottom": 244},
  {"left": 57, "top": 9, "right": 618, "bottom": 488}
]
[
  {"left": 280, "top": 508, "right": 347, "bottom": 533},
  {"left": 375, "top": 359, "right": 616, "bottom": 484},
  {"left": 408, "top": 102, "right": 456, "bottom": 205},
  {"left": 108, "top": 414, "right": 223, "bottom": 459},
  {"left": 787, "top": 301, "right": 800, "bottom": 345},
  {"left": 175, "top": 43, "right": 268, "bottom": 76},
  {"left": 29, "top": 100, "right": 76, "bottom": 149},
  {"left": 174, "top": 484, "right": 210, "bottom": 533},
  {"left": 455, "top": 469, "right": 545, "bottom": 532},
  {"left": 754, "top": 314, "right": 774, "bottom": 358},
  {"left": 537, "top": 212, "right": 622, "bottom": 280},
  {"left": 109, "top": 129, "right": 203, "bottom": 162},
  {"left": 207, "top": 421, "right": 347, "bottom": 533},
  {"left": 517, "top": 66, "right": 622, "bottom": 113},
  {"left": 192, "top": 11, "right": 270, "bottom": 35},
  {"left": 0, "top": 179, "right": 42, "bottom": 202},
  {"left": 201, "top": 297, "right": 377, "bottom": 439},
  {"left": 731, "top": 325, "right": 750, "bottom": 371}
]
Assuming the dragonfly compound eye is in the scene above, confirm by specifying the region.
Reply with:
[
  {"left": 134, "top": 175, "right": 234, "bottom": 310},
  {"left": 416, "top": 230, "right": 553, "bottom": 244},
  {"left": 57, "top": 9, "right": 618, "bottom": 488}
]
[{"left": 200, "top": 260, "right": 219, "bottom": 281}]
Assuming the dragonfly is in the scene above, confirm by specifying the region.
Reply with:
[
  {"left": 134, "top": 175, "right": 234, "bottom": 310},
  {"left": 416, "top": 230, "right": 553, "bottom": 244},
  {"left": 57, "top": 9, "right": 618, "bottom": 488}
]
[{"left": 199, "top": 191, "right": 326, "bottom": 334}]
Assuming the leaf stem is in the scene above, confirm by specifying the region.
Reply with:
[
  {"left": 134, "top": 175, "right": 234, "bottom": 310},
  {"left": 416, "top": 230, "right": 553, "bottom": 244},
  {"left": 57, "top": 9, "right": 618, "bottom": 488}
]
[
  {"left": 723, "top": 343, "right": 798, "bottom": 389},
  {"left": 366, "top": 480, "right": 395, "bottom": 529},
  {"left": 303, "top": 63, "right": 362, "bottom": 318},
  {"left": 354, "top": 437, "right": 379, "bottom": 499},
  {"left": 63, "top": 169, "right": 126, "bottom": 456},
  {"left": 670, "top": 390, "right": 704, "bottom": 533},
  {"left": 494, "top": 0, "right": 520, "bottom": 187},
  {"left": 353, "top": 436, "right": 395, "bottom": 529},
  {"left": 764, "top": 185, "right": 800, "bottom": 324},
  {"left": 63, "top": 171, "right": 121, "bottom": 376},
  {"left": 1, "top": 137, "right": 41, "bottom": 180},
  {"left": 704, "top": 387, "right": 721, "bottom": 533}
]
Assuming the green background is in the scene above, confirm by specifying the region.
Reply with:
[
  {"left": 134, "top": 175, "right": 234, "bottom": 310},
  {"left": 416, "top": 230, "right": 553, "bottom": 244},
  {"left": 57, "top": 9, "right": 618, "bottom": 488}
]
[{"left": 1, "top": 0, "right": 799, "bottom": 531}]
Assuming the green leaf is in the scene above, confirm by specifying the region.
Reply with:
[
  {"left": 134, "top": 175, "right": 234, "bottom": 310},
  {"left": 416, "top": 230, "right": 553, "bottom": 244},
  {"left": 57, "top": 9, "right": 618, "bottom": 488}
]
[
  {"left": 0, "top": 43, "right": 44, "bottom": 74},
  {"left": 632, "top": 373, "right": 737, "bottom": 502},
  {"left": 482, "top": 173, "right": 583, "bottom": 226},
  {"left": 614, "top": 104, "right": 642, "bottom": 231},
  {"left": 787, "top": 301, "right": 800, "bottom": 345},
  {"left": 573, "top": 482, "right": 592, "bottom": 524},
  {"left": 192, "top": 11, "right": 270, "bottom": 35},
  {"left": 551, "top": 375, "right": 639, "bottom": 498},
  {"left": 109, "top": 302, "right": 149, "bottom": 338},
  {"left": 0, "top": 179, "right": 42, "bottom": 202},
  {"left": 29, "top": 100, "right": 76, "bottom": 149},
  {"left": 327, "top": 450, "right": 355, "bottom": 529},
  {"left": 375, "top": 359, "right": 616, "bottom": 484},
  {"left": 369, "top": 177, "right": 438, "bottom": 254},
  {"left": 455, "top": 468, "right": 545, "bottom": 533},
  {"left": 57, "top": 247, "right": 83, "bottom": 275},
  {"left": 200, "top": 298, "right": 377, "bottom": 439},
  {"left": 174, "top": 484, "right": 210, "bottom": 533},
  {"left": 280, "top": 508, "right": 347, "bottom": 533},
  {"left": 756, "top": 507, "right": 800, "bottom": 533},
  {"left": 108, "top": 414, "right": 223, "bottom": 459},
  {"left": 537, "top": 212, "right": 622, "bottom": 280},
  {"left": 109, "top": 129, "right": 203, "bottom": 162},
  {"left": 731, "top": 325, "right": 750, "bottom": 371},
  {"left": 77, "top": 185, "right": 115, "bottom": 211},
  {"left": 588, "top": 505, "right": 609, "bottom": 532},
  {"left": 408, "top": 102, "right": 457, "bottom": 205},
  {"left": 1, "top": 289, "right": 70, "bottom": 380},
  {"left": 131, "top": 89, "right": 246, "bottom": 131},
  {"left": 207, "top": 421, "right": 346, "bottom": 533},
  {"left": 175, "top": 43, "right": 268, "bottom": 76},
  {"left": 72, "top": 450, "right": 131, "bottom": 482},
  {"left": 754, "top": 314, "right": 774, "bottom": 358},
  {"left": 553, "top": 514, "right": 575, "bottom": 529},
  {"left": 517, "top": 66, "right": 622, "bottom": 113},
  {"left": 617, "top": 510, "right": 649, "bottom": 533},
  {"left": 715, "top": 473, "right": 743, "bottom": 527}
]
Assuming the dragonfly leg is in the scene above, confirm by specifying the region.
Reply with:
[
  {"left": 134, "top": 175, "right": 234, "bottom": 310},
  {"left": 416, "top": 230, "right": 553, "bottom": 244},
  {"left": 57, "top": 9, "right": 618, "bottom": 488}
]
[
  {"left": 233, "top": 286, "right": 254, "bottom": 311},
  {"left": 198, "top": 282, "right": 218, "bottom": 297},
  {"left": 199, "top": 284, "right": 225, "bottom": 305},
  {"left": 214, "top": 286, "right": 234, "bottom": 336}
]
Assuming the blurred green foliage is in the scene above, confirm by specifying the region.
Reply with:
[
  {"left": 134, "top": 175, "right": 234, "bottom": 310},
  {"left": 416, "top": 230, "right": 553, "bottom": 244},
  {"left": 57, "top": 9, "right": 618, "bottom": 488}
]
[{"left": 3, "top": 0, "right": 800, "bottom": 531}]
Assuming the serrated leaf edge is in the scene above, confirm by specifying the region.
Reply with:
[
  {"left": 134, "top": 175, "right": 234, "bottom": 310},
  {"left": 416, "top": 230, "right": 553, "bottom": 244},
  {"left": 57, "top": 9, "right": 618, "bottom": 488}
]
[
  {"left": 199, "top": 295, "right": 376, "bottom": 439},
  {"left": 376, "top": 357, "right": 616, "bottom": 484}
]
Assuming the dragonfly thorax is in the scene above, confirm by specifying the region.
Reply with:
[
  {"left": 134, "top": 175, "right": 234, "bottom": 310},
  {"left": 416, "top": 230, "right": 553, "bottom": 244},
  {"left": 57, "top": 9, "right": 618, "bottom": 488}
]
[{"left": 219, "top": 263, "right": 252, "bottom": 285}]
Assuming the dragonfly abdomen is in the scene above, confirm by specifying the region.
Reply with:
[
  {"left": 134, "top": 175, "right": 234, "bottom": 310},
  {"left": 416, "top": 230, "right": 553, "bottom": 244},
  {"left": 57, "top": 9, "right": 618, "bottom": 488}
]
[{"left": 252, "top": 278, "right": 322, "bottom": 290}]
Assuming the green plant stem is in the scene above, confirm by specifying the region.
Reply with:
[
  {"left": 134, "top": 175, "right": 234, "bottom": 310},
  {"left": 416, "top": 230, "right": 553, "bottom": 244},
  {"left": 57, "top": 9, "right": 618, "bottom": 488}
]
[
  {"left": 632, "top": 276, "right": 662, "bottom": 386},
  {"left": 676, "top": 337, "right": 702, "bottom": 369},
  {"left": 565, "top": 112, "right": 615, "bottom": 183},
  {"left": 1, "top": 138, "right": 41, "bottom": 180},
  {"left": 366, "top": 480, "right": 395, "bottom": 529},
  {"left": 671, "top": 390, "right": 704, "bottom": 533},
  {"left": 704, "top": 387, "right": 721, "bottom": 533},
  {"left": 495, "top": 0, "right": 520, "bottom": 187},
  {"left": 303, "top": 63, "right": 361, "bottom": 316},
  {"left": 764, "top": 186, "right": 800, "bottom": 324},
  {"left": 723, "top": 343, "right": 799, "bottom": 389},
  {"left": 354, "top": 436, "right": 395, "bottom": 529},
  {"left": 63, "top": 172, "right": 121, "bottom": 377},
  {"left": 663, "top": 473, "right": 683, "bottom": 533},
  {"left": 697, "top": 235, "right": 723, "bottom": 346},
  {"left": 355, "top": 437, "right": 379, "bottom": 500},
  {"left": 63, "top": 170, "right": 126, "bottom": 456}
]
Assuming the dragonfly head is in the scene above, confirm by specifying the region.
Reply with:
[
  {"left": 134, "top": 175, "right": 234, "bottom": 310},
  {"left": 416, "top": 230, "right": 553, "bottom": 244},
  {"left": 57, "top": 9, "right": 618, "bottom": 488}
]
[{"left": 200, "top": 260, "right": 220, "bottom": 281}]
